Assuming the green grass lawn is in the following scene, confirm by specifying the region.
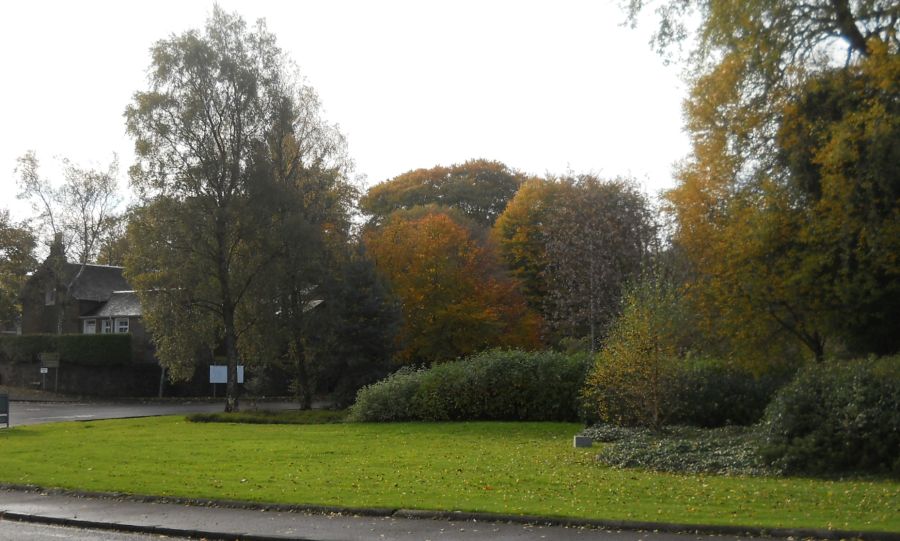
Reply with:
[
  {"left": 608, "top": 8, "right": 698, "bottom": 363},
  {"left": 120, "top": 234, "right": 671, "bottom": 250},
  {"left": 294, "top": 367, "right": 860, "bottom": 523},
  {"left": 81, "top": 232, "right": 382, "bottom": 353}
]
[{"left": 0, "top": 418, "right": 897, "bottom": 532}]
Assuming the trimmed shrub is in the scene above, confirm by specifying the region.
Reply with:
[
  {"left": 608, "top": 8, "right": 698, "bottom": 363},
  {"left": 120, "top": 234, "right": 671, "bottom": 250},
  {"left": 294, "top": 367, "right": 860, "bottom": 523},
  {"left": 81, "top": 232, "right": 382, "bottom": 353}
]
[
  {"left": 58, "top": 334, "right": 132, "bottom": 366},
  {"left": 347, "top": 349, "right": 591, "bottom": 422},
  {"left": 667, "top": 359, "right": 791, "bottom": 427},
  {"left": 758, "top": 355, "right": 900, "bottom": 476},
  {"left": 347, "top": 366, "right": 426, "bottom": 422},
  {"left": 188, "top": 409, "right": 347, "bottom": 425},
  {"left": 0, "top": 334, "right": 132, "bottom": 366}
]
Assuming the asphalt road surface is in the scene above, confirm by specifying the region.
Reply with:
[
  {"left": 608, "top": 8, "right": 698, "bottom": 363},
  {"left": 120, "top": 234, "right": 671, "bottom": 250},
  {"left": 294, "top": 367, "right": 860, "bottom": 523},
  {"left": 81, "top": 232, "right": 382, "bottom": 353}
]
[
  {"left": 0, "top": 519, "right": 195, "bottom": 540},
  {"left": 7, "top": 400, "right": 299, "bottom": 427}
]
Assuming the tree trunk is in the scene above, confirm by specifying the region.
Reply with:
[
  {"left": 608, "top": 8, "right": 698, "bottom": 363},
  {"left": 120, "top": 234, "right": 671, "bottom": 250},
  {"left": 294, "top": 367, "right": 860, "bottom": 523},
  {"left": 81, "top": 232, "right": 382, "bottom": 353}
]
[{"left": 223, "top": 304, "right": 241, "bottom": 412}]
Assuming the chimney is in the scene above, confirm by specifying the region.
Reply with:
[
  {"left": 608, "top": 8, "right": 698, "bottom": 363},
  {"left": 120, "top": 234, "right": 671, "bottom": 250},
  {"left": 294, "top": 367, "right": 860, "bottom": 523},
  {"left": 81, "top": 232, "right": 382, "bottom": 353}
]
[{"left": 49, "top": 233, "right": 65, "bottom": 260}]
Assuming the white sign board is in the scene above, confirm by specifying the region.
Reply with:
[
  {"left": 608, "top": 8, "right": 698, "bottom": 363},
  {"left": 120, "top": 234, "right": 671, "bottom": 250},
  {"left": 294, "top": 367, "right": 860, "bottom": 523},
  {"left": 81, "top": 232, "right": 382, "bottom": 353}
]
[
  {"left": 209, "top": 365, "right": 244, "bottom": 384},
  {"left": 40, "top": 367, "right": 49, "bottom": 374}
]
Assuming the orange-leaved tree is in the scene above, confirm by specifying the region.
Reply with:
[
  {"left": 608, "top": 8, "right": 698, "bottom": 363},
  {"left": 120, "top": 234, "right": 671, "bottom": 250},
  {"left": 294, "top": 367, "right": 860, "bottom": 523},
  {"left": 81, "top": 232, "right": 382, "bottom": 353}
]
[{"left": 365, "top": 211, "right": 540, "bottom": 365}]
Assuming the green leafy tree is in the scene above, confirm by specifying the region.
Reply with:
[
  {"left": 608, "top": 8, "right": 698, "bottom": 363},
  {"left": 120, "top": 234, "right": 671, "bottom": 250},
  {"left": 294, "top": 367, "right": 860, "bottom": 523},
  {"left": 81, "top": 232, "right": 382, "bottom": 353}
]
[
  {"left": 360, "top": 159, "right": 525, "bottom": 227},
  {"left": 125, "top": 7, "right": 348, "bottom": 411},
  {"left": 0, "top": 210, "right": 36, "bottom": 329},
  {"left": 298, "top": 247, "right": 402, "bottom": 407}
]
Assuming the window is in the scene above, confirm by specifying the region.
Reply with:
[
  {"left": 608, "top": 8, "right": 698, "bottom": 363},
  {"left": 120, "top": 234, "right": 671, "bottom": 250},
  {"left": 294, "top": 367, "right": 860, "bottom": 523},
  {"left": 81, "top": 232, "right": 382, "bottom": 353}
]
[
  {"left": 83, "top": 319, "right": 97, "bottom": 334},
  {"left": 101, "top": 319, "right": 112, "bottom": 334},
  {"left": 45, "top": 287, "right": 56, "bottom": 306},
  {"left": 115, "top": 318, "right": 129, "bottom": 333}
]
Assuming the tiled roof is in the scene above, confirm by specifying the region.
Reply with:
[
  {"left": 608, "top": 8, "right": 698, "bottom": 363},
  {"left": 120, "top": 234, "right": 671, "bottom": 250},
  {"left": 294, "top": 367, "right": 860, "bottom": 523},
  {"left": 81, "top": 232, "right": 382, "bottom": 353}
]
[
  {"left": 64, "top": 263, "right": 131, "bottom": 302},
  {"left": 84, "top": 291, "right": 142, "bottom": 318}
]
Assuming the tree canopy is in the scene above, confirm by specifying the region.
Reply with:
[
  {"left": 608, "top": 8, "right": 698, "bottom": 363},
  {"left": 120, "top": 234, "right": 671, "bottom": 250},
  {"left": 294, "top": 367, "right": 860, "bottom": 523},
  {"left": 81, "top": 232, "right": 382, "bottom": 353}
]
[
  {"left": 365, "top": 210, "right": 540, "bottom": 364},
  {"left": 360, "top": 159, "right": 526, "bottom": 227},
  {"left": 16, "top": 151, "right": 121, "bottom": 264},
  {"left": 635, "top": 1, "right": 900, "bottom": 360}
]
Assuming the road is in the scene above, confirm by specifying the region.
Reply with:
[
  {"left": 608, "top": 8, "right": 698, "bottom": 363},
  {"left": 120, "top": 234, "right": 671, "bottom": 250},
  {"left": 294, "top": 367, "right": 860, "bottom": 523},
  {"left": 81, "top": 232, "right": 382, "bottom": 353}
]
[
  {"left": 6, "top": 400, "right": 300, "bottom": 427},
  {"left": 0, "top": 519, "right": 192, "bottom": 541}
]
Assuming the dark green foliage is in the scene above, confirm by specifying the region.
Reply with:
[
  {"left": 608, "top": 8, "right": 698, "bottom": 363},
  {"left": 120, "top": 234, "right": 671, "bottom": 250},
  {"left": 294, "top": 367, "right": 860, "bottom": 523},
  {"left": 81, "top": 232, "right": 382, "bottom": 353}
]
[
  {"left": 187, "top": 409, "right": 347, "bottom": 425},
  {"left": 57, "top": 334, "right": 132, "bottom": 365},
  {"left": 668, "top": 359, "right": 791, "bottom": 428},
  {"left": 346, "top": 366, "right": 425, "bottom": 422},
  {"left": 348, "top": 349, "right": 591, "bottom": 422},
  {"left": 584, "top": 424, "right": 772, "bottom": 476},
  {"left": 311, "top": 250, "right": 401, "bottom": 408},
  {"left": 759, "top": 356, "right": 900, "bottom": 476},
  {"left": 0, "top": 334, "right": 56, "bottom": 363},
  {"left": 0, "top": 334, "right": 131, "bottom": 365}
]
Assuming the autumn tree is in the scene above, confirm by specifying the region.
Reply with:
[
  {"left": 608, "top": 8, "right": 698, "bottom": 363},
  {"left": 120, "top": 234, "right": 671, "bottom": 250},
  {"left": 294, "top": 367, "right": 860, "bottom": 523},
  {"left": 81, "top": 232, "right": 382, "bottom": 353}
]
[
  {"left": 0, "top": 210, "right": 36, "bottom": 330},
  {"left": 365, "top": 210, "right": 540, "bottom": 365},
  {"left": 492, "top": 178, "right": 571, "bottom": 313},
  {"left": 543, "top": 175, "right": 657, "bottom": 351},
  {"left": 582, "top": 272, "right": 687, "bottom": 428},
  {"left": 125, "top": 7, "right": 350, "bottom": 411},
  {"left": 360, "top": 159, "right": 526, "bottom": 227},
  {"left": 777, "top": 50, "right": 900, "bottom": 355},
  {"left": 630, "top": 1, "right": 900, "bottom": 361}
]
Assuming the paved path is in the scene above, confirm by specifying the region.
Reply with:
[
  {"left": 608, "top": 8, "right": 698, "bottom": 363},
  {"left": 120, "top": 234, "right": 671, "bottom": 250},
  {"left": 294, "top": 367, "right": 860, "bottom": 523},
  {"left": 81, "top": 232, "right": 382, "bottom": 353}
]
[
  {"left": 6, "top": 400, "right": 301, "bottom": 427},
  {"left": 0, "top": 489, "right": 783, "bottom": 541}
]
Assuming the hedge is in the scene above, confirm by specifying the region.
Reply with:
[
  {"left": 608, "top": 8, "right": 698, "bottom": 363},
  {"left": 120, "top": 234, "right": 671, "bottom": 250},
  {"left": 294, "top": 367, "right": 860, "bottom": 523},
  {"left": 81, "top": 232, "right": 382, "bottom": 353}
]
[
  {"left": 348, "top": 349, "right": 591, "bottom": 422},
  {"left": 667, "top": 359, "right": 791, "bottom": 427},
  {"left": 758, "top": 355, "right": 900, "bottom": 476},
  {"left": 0, "top": 334, "right": 132, "bottom": 366}
]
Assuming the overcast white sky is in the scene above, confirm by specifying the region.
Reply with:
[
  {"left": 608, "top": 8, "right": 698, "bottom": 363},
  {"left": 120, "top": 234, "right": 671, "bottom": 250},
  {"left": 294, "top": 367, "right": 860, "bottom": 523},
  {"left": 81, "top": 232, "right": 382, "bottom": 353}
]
[{"left": 0, "top": 0, "right": 689, "bottom": 222}]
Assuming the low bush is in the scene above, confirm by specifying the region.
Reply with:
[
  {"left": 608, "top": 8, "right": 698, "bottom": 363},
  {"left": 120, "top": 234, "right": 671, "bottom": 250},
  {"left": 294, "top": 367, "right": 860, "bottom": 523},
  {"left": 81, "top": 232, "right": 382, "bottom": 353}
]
[
  {"left": 347, "top": 349, "right": 591, "bottom": 422},
  {"left": 583, "top": 353, "right": 789, "bottom": 429},
  {"left": 583, "top": 424, "right": 772, "bottom": 476},
  {"left": 347, "top": 366, "right": 426, "bottom": 422},
  {"left": 758, "top": 355, "right": 900, "bottom": 476},
  {"left": 187, "top": 409, "right": 347, "bottom": 425},
  {"left": 667, "top": 359, "right": 791, "bottom": 427}
]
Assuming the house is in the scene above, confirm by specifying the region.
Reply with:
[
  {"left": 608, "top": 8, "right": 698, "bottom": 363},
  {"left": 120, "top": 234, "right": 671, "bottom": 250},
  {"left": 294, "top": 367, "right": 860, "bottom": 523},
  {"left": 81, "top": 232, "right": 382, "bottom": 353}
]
[{"left": 19, "top": 239, "right": 153, "bottom": 363}]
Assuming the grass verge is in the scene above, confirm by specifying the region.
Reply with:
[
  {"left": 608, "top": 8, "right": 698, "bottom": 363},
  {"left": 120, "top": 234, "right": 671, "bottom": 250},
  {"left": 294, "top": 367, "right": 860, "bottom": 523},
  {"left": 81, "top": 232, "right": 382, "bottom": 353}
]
[{"left": 0, "top": 418, "right": 896, "bottom": 532}]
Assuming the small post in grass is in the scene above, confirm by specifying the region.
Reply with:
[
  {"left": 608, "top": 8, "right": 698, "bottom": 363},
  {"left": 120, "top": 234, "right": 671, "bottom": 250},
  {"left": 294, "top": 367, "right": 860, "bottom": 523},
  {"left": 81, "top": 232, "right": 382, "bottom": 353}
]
[
  {"left": 0, "top": 393, "right": 9, "bottom": 428},
  {"left": 573, "top": 435, "right": 592, "bottom": 448}
]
